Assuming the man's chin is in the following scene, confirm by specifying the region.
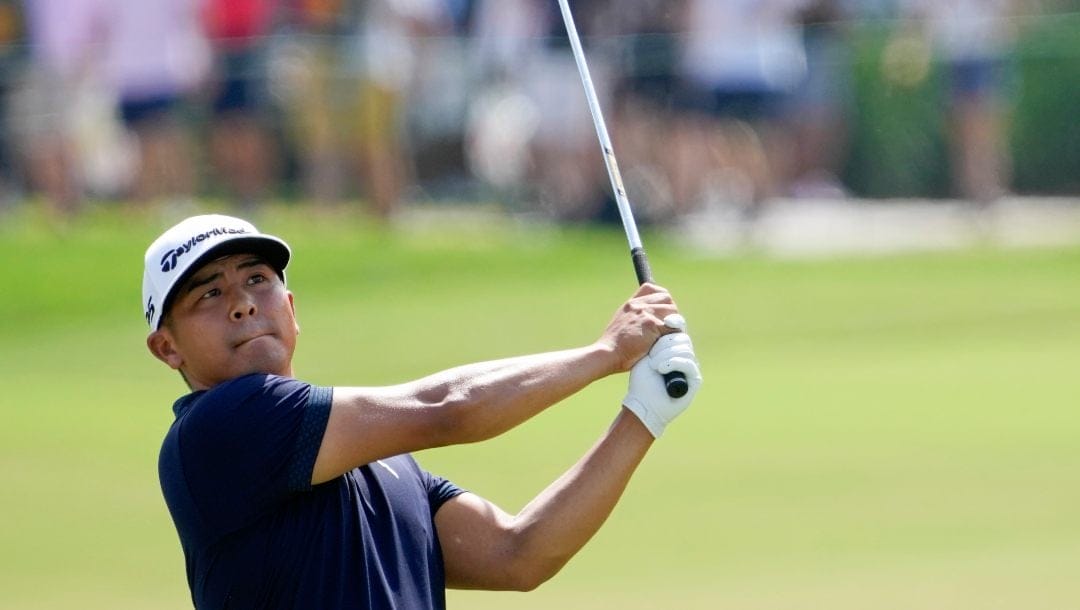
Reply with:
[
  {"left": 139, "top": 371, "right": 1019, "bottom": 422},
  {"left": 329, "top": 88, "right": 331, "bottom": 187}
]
[{"left": 236, "top": 347, "right": 293, "bottom": 379}]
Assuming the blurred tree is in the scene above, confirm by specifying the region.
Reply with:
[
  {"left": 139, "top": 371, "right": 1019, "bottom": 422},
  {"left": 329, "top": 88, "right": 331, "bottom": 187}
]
[{"left": 1010, "top": 11, "right": 1080, "bottom": 194}]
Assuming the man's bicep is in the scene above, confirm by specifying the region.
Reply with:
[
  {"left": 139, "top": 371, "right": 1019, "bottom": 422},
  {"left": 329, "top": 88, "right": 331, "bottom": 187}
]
[
  {"left": 310, "top": 386, "right": 452, "bottom": 485},
  {"left": 435, "top": 492, "right": 529, "bottom": 591}
]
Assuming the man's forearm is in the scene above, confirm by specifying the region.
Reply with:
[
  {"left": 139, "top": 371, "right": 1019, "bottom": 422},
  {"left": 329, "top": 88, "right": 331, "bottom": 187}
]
[
  {"left": 315, "top": 343, "right": 622, "bottom": 485},
  {"left": 507, "top": 408, "right": 654, "bottom": 585},
  {"left": 398, "top": 343, "right": 620, "bottom": 445},
  {"left": 318, "top": 285, "right": 680, "bottom": 484}
]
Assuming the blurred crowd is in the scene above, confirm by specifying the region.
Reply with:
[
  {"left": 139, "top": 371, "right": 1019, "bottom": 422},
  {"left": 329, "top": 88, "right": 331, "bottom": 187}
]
[{"left": 0, "top": 0, "right": 1047, "bottom": 224}]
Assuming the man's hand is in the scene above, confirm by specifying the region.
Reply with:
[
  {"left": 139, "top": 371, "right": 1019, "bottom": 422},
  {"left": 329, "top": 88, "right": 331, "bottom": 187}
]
[
  {"left": 622, "top": 330, "right": 702, "bottom": 438},
  {"left": 596, "top": 284, "right": 681, "bottom": 373}
]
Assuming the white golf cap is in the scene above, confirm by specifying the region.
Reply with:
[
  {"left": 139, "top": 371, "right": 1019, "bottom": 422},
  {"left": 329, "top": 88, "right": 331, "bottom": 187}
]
[{"left": 142, "top": 214, "right": 290, "bottom": 331}]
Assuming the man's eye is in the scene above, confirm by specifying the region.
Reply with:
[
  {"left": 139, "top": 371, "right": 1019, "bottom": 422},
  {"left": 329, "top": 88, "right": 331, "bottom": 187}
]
[
  {"left": 249, "top": 274, "right": 266, "bottom": 284},
  {"left": 200, "top": 288, "right": 220, "bottom": 300}
]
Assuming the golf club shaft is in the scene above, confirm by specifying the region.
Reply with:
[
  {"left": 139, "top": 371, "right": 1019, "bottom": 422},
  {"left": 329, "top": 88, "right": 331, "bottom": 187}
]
[
  {"left": 556, "top": 0, "right": 687, "bottom": 398},
  {"left": 554, "top": 0, "right": 651, "bottom": 282}
]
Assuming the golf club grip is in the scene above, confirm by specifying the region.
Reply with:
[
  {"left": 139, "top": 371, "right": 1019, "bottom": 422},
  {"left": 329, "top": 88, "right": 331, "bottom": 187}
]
[
  {"left": 630, "top": 247, "right": 653, "bottom": 285},
  {"left": 630, "top": 248, "right": 689, "bottom": 398}
]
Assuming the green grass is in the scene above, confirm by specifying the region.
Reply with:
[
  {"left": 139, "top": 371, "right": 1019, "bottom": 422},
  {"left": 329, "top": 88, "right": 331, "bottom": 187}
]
[{"left": 2, "top": 204, "right": 1079, "bottom": 609}]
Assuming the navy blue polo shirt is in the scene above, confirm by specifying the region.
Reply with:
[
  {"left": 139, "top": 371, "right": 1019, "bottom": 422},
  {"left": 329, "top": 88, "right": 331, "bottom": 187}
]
[{"left": 158, "top": 374, "right": 466, "bottom": 609}]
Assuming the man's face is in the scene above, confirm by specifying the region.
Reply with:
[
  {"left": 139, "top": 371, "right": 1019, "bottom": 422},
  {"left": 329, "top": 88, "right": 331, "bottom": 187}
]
[{"left": 147, "top": 253, "right": 299, "bottom": 390}]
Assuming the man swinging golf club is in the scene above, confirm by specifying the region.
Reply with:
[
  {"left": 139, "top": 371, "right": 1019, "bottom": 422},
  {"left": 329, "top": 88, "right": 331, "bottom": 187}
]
[{"left": 143, "top": 213, "right": 701, "bottom": 609}]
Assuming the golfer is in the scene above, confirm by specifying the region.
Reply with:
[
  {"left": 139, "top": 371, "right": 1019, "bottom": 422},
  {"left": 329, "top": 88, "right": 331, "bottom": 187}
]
[{"left": 143, "top": 214, "right": 701, "bottom": 609}]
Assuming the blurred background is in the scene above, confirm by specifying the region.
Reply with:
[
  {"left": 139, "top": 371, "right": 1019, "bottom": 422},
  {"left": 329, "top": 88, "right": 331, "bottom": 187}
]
[
  {"left": 0, "top": 0, "right": 1077, "bottom": 228},
  {"left": 2, "top": 1, "right": 1080, "bottom": 609}
]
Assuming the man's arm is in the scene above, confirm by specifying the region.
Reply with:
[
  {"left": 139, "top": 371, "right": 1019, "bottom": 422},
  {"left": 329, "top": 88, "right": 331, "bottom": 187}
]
[
  {"left": 434, "top": 407, "right": 655, "bottom": 591},
  {"left": 434, "top": 325, "right": 702, "bottom": 590},
  {"left": 311, "top": 284, "right": 678, "bottom": 485}
]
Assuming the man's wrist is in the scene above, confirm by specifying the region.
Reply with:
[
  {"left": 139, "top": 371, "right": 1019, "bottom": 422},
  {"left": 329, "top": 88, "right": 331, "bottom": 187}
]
[
  {"left": 622, "top": 396, "right": 666, "bottom": 438},
  {"left": 615, "top": 406, "right": 659, "bottom": 444},
  {"left": 587, "top": 340, "right": 622, "bottom": 378}
]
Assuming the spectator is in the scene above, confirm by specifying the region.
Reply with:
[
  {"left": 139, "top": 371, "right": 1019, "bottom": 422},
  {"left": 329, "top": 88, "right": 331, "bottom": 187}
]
[
  {"left": 276, "top": 0, "right": 448, "bottom": 220},
  {"left": 348, "top": 0, "right": 452, "bottom": 220},
  {"left": 100, "top": 0, "right": 210, "bottom": 205},
  {"left": 608, "top": 0, "right": 690, "bottom": 222},
  {"left": 202, "top": 0, "right": 281, "bottom": 210},
  {"left": 904, "top": 0, "right": 1014, "bottom": 202},
  {"left": 530, "top": 0, "right": 611, "bottom": 222},
  {"left": 784, "top": 0, "right": 854, "bottom": 199},
  {"left": 468, "top": 0, "right": 613, "bottom": 222},
  {"left": 271, "top": 0, "right": 351, "bottom": 205},
  {"left": 465, "top": 0, "right": 549, "bottom": 209},
  {"left": 673, "top": 0, "right": 809, "bottom": 219},
  {"left": 11, "top": 0, "right": 96, "bottom": 217},
  {"left": 0, "top": 0, "right": 24, "bottom": 208}
]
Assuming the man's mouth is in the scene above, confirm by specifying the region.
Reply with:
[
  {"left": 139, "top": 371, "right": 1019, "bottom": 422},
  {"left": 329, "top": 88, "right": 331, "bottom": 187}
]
[{"left": 235, "top": 333, "right": 271, "bottom": 348}]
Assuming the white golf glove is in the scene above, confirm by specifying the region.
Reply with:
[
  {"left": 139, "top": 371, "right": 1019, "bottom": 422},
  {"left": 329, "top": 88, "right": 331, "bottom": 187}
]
[{"left": 622, "top": 317, "right": 702, "bottom": 438}]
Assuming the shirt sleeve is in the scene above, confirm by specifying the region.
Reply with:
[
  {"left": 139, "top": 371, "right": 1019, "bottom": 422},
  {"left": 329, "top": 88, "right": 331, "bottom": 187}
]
[
  {"left": 420, "top": 467, "right": 467, "bottom": 518},
  {"left": 177, "top": 374, "right": 332, "bottom": 536},
  {"left": 286, "top": 384, "right": 333, "bottom": 492}
]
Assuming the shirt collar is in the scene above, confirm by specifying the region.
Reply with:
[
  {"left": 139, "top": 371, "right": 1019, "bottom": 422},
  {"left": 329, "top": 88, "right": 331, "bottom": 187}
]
[{"left": 171, "top": 390, "right": 206, "bottom": 418}]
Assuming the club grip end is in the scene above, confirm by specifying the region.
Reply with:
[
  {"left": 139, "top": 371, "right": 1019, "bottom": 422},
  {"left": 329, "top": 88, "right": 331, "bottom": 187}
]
[{"left": 663, "top": 371, "right": 689, "bottom": 398}]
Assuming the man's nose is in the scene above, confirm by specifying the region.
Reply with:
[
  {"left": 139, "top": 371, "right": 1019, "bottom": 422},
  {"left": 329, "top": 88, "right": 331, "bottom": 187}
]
[{"left": 230, "top": 292, "right": 257, "bottom": 320}]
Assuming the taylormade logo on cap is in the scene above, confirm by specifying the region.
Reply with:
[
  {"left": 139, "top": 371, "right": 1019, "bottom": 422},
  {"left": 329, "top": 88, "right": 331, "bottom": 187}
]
[
  {"left": 142, "top": 214, "right": 291, "bottom": 332},
  {"left": 159, "top": 226, "right": 251, "bottom": 273}
]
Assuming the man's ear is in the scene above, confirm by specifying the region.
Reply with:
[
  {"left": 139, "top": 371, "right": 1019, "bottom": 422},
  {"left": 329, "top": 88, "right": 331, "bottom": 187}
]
[
  {"left": 147, "top": 328, "right": 184, "bottom": 370},
  {"left": 288, "top": 290, "right": 300, "bottom": 336}
]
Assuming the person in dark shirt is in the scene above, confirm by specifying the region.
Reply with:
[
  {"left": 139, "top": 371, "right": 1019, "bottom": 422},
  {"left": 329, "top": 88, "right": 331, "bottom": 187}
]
[{"left": 142, "top": 214, "right": 701, "bottom": 609}]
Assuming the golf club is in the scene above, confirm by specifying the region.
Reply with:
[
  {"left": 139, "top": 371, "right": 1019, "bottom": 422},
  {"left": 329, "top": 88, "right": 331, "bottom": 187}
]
[{"left": 555, "top": 0, "right": 688, "bottom": 398}]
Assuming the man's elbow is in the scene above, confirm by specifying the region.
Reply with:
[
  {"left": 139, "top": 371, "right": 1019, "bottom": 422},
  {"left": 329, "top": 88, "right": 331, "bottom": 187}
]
[
  {"left": 501, "top": 545, "right": 570, "bottom": 592},
  {"left": 442, "top": 514, "right": 571, "bottom": 591},
  {"left": 502, "top": 562, "right": 558, "bottom": 592}
]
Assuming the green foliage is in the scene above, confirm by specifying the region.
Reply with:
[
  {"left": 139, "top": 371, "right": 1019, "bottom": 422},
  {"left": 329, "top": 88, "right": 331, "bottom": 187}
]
[
  {"left": 844, "top": 14, "right": 1080, "bottom": 198},
  {"left": 1010, "top": 13, "right": 1080, "bottom": 194},
  {"left": 2, "top": 207, "right": 1079, "bottom": 609},
  {"left": 845, "top": 22, "right": 949, "bottom": 198}
]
